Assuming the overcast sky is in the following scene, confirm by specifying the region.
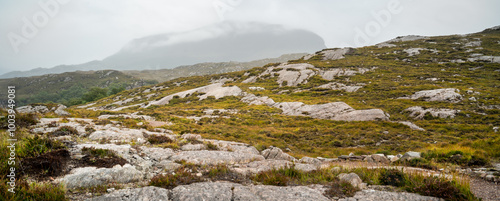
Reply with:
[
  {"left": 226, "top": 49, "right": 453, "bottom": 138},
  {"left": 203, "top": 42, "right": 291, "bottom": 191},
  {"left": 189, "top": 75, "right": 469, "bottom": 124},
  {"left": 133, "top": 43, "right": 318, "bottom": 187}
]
[{"left": 1, "top": 0, "right": 499, "bottom": 75}]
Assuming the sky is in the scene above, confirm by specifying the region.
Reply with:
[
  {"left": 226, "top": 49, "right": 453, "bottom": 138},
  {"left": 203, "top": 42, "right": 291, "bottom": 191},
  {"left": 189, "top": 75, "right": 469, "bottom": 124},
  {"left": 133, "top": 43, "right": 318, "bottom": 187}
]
[{"left": 0, "top": 0, "right": 499, "bottom": 75}]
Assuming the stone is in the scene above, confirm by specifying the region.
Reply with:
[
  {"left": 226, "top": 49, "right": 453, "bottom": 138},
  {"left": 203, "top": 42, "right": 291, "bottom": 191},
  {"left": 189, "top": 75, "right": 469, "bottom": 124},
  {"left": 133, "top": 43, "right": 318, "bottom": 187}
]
[
  {"left": 321, "top": 48, "right": 355, "bottom": 60},
  {"left": 401, "top": 151, "right": 421, "bottom": 161},
  {"left": 233, "top": 160, "right": 292, "bottom": 175},
  {"left": 59, "top": 164, "right": 143, "bottom": 189},
  {"left": 261, "top": 146, "right": 296, "bottom": 161},
  {"left": 233, "top": 185, "right": 330, "bottom": 201},
  {"left": 397, "top": 121, "right": 426, "bottom": 131},
  {"left": 294, "top": 163, "right": 319, "bottom": 172},
  {"left": 170, "top": 150, "right": 264, "bottom": 165},
  {"left": 181, "top": 143, "right": 207, "bottom": 151},
  {"left": 405, "top": 106, "right": 460, "bottom": 119},
  {"left": 148, "top": 83, "right": 243, "bottom": 106},
  {"left": 299, "top": 156, "right": 321, "bottom": 164},
  {"left": 317, "top": 82, "right": 363, "bottom": 92},
  {"left": 275, "top": 102, "right": 389, "bottom": 121},
  {"left": 352, "top": 189, "right": 442, "bottom": 201},
  {"left": 371, "top": 154, "right": 390, "bottom": 163},
  {"left": 89, "top": 186, "right": 170, "bottom": 201},
  {"left": 338, "top": 173, "right": 364, "bottom": 189},
  {"left": 171, "top": 181, "right": 236, "bottom": 201},
  {"left": 88, "top": 128, "right": 145, "bottom": 143},
  {"left": 54, "top": 105, "right": 70, "bottom": 116},
  {"left": 402, "top": 88, "right": 462, "bottom": 103}
]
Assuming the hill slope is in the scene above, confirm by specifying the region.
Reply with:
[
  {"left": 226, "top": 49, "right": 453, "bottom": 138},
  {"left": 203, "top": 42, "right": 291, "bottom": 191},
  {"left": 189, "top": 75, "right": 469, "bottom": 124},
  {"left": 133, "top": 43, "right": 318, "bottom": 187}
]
[{"left": 75, "top": 26, "right": 500, "bottom": 159}]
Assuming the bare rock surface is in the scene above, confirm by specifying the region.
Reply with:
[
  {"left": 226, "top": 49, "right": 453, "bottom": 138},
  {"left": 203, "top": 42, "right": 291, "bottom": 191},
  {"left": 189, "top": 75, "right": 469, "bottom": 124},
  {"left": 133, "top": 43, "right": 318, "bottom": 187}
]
[
  {"left": 338, "top": 173, "right": 365, "bottom": 189},
  {"left": 401, "top": 88, "right": 462, "bottom": 103},
  {"left": 347, "top": 189, "right": 443, "bottom": 201},
  {"left": 171, "top": 182, "right": 236, "bottom": 201},
  {"left": 261, "top": 146, "right": 296, "bottom": 161},
  {"left": 149, "top": 83, "right": 243, "bottom": 106},
  {"left": 233, "top": 160, "right": 293, "bottom": 175},
  {"left": 397, "top": 121, "right": 426, "bottom": 131},
  {"left": 59, "top": 164, "right": 143, "bottom": 189},
  {"left": 234, "top": 184, "right": 330, "bottom": 201},
  {"left": 405, "top": 106, "right": 460, "bottom": 119},
  {"left": 321, "top": 48, "right": 355, "bottom": 60},
  {"left": 170, "top": 150, "right": 265, "bottom": 165},
  {"left": 88, "top": 186, "right": 170, "bottom": 201},
  {"left": 317, "top": 82, "right": 364, "bottom": 92},
  {"left": 275, "top": 102, "right": 389, "bottom": 121}
]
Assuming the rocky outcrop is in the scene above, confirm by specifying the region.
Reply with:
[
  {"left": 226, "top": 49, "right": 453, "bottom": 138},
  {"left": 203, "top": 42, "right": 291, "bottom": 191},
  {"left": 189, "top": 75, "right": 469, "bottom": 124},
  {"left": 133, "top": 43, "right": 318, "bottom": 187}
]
[
  {"left": 59, "top": 164, "right": 143, "bottom": 189},
  {"left": 89, "top": 186, "right": 170, "bottom": 201},
  {"left": 321, "top": 48, "right": 356, "bottom": 60},
  {"left": 401, "top": 151, "right": 421, "bottom": 161},
  {"left": 148, "top": 83, "right": 243, "bottom": 106},
  {"left": 405, "top": 106, "right": 460, "bottom": 119},
  {"left": 17, "top": 104, "right": 69, "bottom": 116},
  {"left": 397, "top": 121, "right": 426, "bottom": 131},
  {"left": 348, "top": 189, "right": 443, "bottom": 201},
  {"left": 261, "top": 146, "right": 296, "bottom": 161},
  {"left": 317, "top": 82, "right": 364, "bottom": 92},
  {"left": 401, "top": 88, "right": 462, "bottom": 103},
  {"left": 275, "top": 102, "right": 389, "bottom": 121},
  {"left": 170, "top": 181, "right": 331, "bottom": 201},
  {"left": 170, "top": 150, "right": 265, "bottom": 165}
]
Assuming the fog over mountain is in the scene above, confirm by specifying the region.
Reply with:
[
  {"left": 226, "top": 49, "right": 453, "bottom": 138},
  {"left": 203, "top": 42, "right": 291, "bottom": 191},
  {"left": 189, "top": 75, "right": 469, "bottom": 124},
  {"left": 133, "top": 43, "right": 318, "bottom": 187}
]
[{"left": 0, "top": 22, "right": 325, "bottom": 79}]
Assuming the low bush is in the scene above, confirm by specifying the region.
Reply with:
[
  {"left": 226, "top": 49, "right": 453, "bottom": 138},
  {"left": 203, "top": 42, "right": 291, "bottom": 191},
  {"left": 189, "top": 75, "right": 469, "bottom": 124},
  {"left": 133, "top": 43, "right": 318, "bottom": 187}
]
[{"left": 50, "top": 126, "right": 78, "bottom": 136}]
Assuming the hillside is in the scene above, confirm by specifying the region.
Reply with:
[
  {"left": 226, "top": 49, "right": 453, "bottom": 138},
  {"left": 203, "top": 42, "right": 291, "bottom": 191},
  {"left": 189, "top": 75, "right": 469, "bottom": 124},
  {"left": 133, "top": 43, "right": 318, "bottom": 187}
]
[
  {"left": 1, "top": 27, "right": 499, "bottom": 201},
  {"left": 79, "top": 26, "right": 500, "bottom": 160},
  {"left": 0, "top": 70, "right": 156, "bottom": 107}
]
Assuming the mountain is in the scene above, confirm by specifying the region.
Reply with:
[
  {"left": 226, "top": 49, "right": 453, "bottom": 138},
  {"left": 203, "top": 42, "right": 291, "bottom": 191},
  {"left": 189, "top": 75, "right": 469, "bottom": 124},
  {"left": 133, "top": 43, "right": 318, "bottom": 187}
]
[{"left": 0, "top": 22, "right": 326, "bottom": 79}]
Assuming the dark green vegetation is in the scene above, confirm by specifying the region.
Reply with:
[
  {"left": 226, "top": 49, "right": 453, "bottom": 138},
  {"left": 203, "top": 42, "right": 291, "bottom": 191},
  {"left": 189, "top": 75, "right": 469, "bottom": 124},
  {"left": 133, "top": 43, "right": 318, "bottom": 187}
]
[
  {"left": 73, "top": 28, "right": 500, "bottom": 163},
  {"left": 0, "top": 70, "right": 156, "bottom": 107},
  {"left": 80, "top": 147, "right": 127, "bottom": 168}
]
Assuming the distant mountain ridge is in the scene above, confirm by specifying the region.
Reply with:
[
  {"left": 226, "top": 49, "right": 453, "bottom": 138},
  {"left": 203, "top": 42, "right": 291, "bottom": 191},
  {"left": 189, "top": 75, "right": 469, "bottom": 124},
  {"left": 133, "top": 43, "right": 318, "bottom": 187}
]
[{"left": 0, "top": 22, "right": 326, "bottom": 79}]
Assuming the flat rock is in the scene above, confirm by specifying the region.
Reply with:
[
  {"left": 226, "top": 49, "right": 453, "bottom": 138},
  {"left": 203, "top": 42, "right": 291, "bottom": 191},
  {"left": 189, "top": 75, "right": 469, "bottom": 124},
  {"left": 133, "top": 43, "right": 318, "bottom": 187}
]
[
  {"left": 170, "top": 150, "right": 265, "bottom": 165},
  {"left": 351, "top": 189, "right": 443, "bottom": 201},
  {"left": 148, "top": 83, "right": 243, "bottom": 106},
  {"left": 405, "top": 106, "right": 460, "bottom": 119},
  {"left": 171, "top": 181, "right": 236, "bottom": 201},
  {"left": 59, "top": 164, "right": 143, "bottom": 189},
  {"left": 233, "top": 160, "right": 292, "bottom": 175},
  {"left": 89, "top": 186, "right": 170, "bottom": 201},
  {"left": 233, "top": 185, "right": 330, "bottom": 201},
  {"left": 320, "top": 48, "right": 355, "bottom": 60},
  {"left": 275, "top": 102, "right": 389, "bottom": 121},
  {"left": 338, "top": 173, "right": 364, "bottom": 189},
  {"left": 402, "top": 88, "right": 462, "bottom": 103}
]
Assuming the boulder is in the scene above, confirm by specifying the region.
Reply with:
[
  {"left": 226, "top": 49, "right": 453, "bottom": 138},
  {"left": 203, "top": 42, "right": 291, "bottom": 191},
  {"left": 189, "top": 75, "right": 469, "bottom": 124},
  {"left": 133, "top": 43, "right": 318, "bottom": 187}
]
[
  {"left": 401, "top": 151, "right": 421, "bottom": 161},
  {"left": 299, "top": 156, "right": 321, "bottom": 164},
  {"left": 338, "top": 173, "right": 364, "bottom": 189},
  {"left": 148, "top": 83, "right": 243, "bottom": 106},
  {"left": 54, "top": 105, "right": 70, "bottom": 116},
  {"left": 403, "top": 88, "right": 462, "bottom": 103},
  {"left": 59, "top": 164, "right": 143, "bottom": 189},
  {"left": 261, "top": 147, "right": 296, "bottom": 161},
  {"left": 170, "top": 150, "right": 264, "bottom": 165},
  {"left": 89, "top": 186, "right": 170, "bottom": 201},
  {"left": 371, "top": 154, "right": 390, "bottom": 164}
]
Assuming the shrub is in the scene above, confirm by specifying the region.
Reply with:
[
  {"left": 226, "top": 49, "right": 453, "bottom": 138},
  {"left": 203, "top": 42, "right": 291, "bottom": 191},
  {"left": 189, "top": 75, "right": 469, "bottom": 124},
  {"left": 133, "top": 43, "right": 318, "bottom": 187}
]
[
  {"left": 0, "top": 180, "right": 67, "bottom": 201},
  {"left": 18, "top": 136, "right": 66, "bottom": 158},
  {"left": 146, "top": 134, "right": 173, "bottom": 144},
  {"left": 206, "top": 142, "right": 219, "bottom": 150},
  {"left": 379, "top": 169, "right": 406, "bottom": 187},
  {"left": 149, "top": 168, "right": 203, "bottom": 189},
  {"left": 50, "top": 126, "right": 78, "bottom": 136},
  {"left": 405, "top": 176, "right": 473, "bottom": 201},
  {"left": 324, "top": 180, "right": 359, "bottom": 198}
]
